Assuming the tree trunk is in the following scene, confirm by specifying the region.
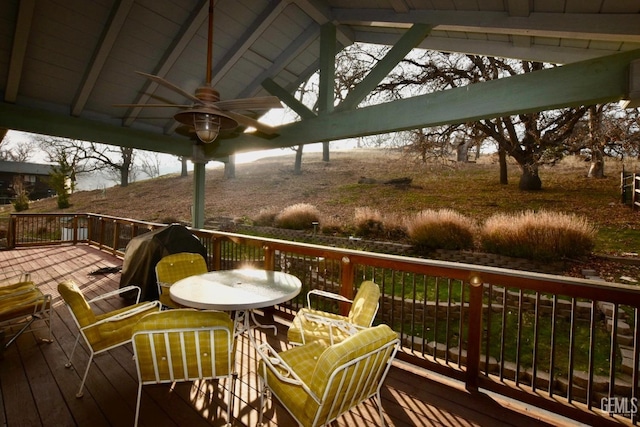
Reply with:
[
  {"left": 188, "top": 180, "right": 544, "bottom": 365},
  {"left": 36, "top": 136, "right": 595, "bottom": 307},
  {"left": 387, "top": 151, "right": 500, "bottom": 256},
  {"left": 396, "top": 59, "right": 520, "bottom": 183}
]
[
  {"left": 322, "top": 141, "right": 330, "bottom": 162},
  {"left": 498, "top": 147, "right": 508, "bottom": 185},
  {"left": 587, "top": 146, "right": 605, "bottom": 178},
  {"left": 224, "top": 154, "right": 236, "bottom": 179},
  {"left": 456, "top": 141, "right": 469, "bottom": 162},
  {"left": 181, "top": 157, "right": 188, "bottom": 177},
  {"left": 519, "top": 164, "right": 542, "bottom": 191},
  {"left": 120, "top": 147, "right": 133, "bottom": 187},
  {"left": 294, "top": 145, "right": 303, "bottom": 175}
]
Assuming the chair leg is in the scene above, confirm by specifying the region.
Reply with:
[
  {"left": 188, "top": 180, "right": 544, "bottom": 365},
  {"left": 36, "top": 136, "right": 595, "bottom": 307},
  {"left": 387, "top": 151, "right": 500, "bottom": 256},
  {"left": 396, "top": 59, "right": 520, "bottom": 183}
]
[
  {"left": 257, "top": 376, "right": 267, "bottom": 427},
  {"left": 374, "top": 391, "right": 385, "bottom": 427},
  {"left": 65, "top": 333, "right": 82, "bottom": 368},
  {"left": 134, "top": 383, "right": 143, "bottom": 427},
  {"left": 75, "top": 352, "right": 94, "bottom": 398},
  {"left": 225, "top": 374, "right": 236, "bottom": 427}
]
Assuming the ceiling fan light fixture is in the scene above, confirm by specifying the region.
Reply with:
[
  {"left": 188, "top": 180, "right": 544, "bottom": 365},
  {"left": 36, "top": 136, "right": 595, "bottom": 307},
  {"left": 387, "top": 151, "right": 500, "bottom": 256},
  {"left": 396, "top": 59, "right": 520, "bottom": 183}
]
[{"left": 194, "top": 112, "right": 221, "bottom": 143}]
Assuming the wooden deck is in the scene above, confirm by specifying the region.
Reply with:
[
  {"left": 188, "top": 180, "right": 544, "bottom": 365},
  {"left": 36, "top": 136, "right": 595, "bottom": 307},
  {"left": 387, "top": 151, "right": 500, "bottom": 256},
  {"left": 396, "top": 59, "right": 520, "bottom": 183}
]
[{"left": 0, "top": 245, "right": 583, "bottom": 426}]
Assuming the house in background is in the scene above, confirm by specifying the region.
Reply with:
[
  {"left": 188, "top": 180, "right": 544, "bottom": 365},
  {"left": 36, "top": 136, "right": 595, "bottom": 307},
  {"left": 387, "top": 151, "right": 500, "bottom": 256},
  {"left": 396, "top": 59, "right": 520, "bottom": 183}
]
[{"left": 0, "top": 161, "right": 54, "bottom": 204}]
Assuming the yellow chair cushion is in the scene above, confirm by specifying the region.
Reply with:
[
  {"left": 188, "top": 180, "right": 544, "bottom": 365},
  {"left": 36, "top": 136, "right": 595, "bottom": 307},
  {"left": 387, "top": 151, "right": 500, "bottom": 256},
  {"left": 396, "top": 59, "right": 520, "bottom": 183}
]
[
  {"left": 287, "top": 281, "right": 380, "bottom": 345},
  {"left": 132, "top": 309, "right": 234, "bottom": 382},
  {"left": 258, "top": 341, "right": 328, "bottom": 424},
  {"left": 156, "top": 253, "right": 207, "bottom": 308},
  {"left": 347, "top": 280, "right": 380, "bottom": 326},
  {"left": 0, "top": 281, "right": 35, "bottom": 295},
  {"left": 262, "top": 324, "right": 397, "bottom": 426},
  {"left": 0, "top": 286, "right": 48, "bottom": 321},
  {"left": 58, "top": 281, "right": 159, "bottom": 352},
  {"left": 287, "top": 308, "right": 350, "bottom": 344}
]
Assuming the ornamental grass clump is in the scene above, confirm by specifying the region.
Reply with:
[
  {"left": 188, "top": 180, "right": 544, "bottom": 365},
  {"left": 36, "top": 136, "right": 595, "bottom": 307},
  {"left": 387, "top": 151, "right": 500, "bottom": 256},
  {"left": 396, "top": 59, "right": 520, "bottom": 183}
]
[
  {"left": 354, "top": 207, "right": 385, "bottom": 238},
  {"left": 274, "top": 203, "right": 321, "bottom": 230},
  {"left": 406, "top": 209, "right": 476, "bottom": 251},
  {"left": 479, "top": 210, "right": 596, "bottom": 261}
]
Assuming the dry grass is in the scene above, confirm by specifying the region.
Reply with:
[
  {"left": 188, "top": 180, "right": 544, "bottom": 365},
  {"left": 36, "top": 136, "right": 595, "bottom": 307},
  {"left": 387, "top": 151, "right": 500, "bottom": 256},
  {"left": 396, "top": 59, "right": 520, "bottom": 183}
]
[
  {"left": 406, "top": 209, "right": 476, "bottom": 251},
  {"left": 480, "top": 210, "right": 597, "bottom": 260}
]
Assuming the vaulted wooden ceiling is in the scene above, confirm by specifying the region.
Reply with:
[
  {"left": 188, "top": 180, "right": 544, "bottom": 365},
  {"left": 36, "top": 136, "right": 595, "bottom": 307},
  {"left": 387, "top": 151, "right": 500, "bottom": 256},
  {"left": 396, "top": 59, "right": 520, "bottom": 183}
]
[{"left": 1, "top": 0, "right": 639, "bottom": 162}]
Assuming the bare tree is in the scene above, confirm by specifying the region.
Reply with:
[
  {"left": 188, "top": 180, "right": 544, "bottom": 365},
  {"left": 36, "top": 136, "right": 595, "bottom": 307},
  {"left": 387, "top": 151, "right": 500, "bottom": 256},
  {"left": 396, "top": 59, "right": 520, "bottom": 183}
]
[
  {"left": 139, "top": 151, "right": 161, "bottom": 179},
  {"left": 0, "top": 136, "right": 35, "bottom": 162}
]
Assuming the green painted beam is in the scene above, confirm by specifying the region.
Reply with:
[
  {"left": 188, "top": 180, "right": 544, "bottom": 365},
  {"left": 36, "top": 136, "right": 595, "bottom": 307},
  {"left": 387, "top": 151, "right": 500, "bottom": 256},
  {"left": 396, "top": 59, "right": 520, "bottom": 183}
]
[
  {"left": 318, "top": 23, "right": 336, "bottom": 115},
  {"left": 262, "top": 77, "right": 316, "bottom": 119},
  {"left": 337, "top": 24, "right": 432, "bottom": 112},
  {"left": 192, "top": 161, "right": 206, "bottom": 228},
  {"left": 0, "top": 102, "right": 193, "bottom": 157},
  {"left": 219, "top": 48, "right": 640, "bottom": 151}
]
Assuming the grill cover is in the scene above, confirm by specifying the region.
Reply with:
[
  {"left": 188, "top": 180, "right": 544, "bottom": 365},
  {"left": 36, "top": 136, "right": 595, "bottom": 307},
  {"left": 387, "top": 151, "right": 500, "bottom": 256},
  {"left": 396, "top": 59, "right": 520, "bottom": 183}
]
[{"left": 119, "top": 224, "right": 207, "bottom": 301}]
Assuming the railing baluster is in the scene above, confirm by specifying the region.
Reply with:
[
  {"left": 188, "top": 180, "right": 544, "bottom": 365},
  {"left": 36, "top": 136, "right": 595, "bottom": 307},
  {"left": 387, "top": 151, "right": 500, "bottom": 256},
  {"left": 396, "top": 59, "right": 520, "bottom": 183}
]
[
  {"left": 567, "top": 297, "right": 577, "bottom": 403},
  {"left": 549, "top": 294, "right": 558, "bottom": 398},
  {"left": 532, "top": 292, "right": 540, "bottom": 392}
]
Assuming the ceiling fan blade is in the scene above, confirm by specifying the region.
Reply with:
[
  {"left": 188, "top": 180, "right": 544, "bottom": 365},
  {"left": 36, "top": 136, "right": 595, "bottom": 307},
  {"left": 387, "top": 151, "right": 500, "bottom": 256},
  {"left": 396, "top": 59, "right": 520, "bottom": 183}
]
[
  {"left": 113, "top": 103, "right": 192, "bottom": 108},
  {"left": 214, "top": 96, "right": 282, "bottom": 111},
  {"left": 135, "top": 71, "right": 202, "bottom": 104},
  {"left": 224, "top": 111, "right": 279, "bottom": 135}
]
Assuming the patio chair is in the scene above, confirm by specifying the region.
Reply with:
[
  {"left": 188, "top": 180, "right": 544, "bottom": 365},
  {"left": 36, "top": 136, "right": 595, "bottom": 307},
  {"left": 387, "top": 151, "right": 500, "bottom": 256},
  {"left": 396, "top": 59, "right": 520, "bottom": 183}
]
[
  {"left": 58, "top": 280, "right": 161, "bottom": 398},
  {"left": 131, "top": 309, "right": 236, "bottom": 427},
  {"left": 257, "top": 323, "right": 399, "bottom": 427},
  {"left": 155, "top": 252, "right": 208, "bottom": 309},
  {"left": 287, "top": 280, "right": 380, "bottom": 345},
  {"left": 0, "top": 272, "right": 52, "bottom": 349}
]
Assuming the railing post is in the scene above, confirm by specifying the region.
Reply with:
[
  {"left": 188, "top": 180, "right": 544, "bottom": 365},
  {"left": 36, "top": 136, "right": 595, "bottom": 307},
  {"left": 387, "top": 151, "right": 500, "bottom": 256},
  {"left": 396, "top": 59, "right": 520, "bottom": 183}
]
[
  {"left": 112, "top": 220, "right": 119, "bottom": 255},
  {"left": 465, "top": 274, "right": 484, "bottom": 391},
  {"left": 339, "top": 256, "right": 355, "bottom": 316},
  {"left": 263, "top": 245, "right": 276, "bottom": 271},
  {"left": 211, "top": 238, "right": 222, "bottom": 271}
]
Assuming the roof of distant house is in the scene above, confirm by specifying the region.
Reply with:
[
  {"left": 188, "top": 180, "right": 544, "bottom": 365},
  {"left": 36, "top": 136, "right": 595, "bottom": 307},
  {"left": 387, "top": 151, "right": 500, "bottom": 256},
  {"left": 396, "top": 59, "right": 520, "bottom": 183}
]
[{"left": 0, "top": 161, "right": 53, "bottom": 175}]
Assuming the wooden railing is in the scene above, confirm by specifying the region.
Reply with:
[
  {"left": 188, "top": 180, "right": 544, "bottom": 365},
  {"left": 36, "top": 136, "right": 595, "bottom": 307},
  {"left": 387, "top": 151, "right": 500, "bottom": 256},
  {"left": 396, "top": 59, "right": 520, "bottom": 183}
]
[{"left": 7, "top": 212, "right": 640, "bottom": 425}]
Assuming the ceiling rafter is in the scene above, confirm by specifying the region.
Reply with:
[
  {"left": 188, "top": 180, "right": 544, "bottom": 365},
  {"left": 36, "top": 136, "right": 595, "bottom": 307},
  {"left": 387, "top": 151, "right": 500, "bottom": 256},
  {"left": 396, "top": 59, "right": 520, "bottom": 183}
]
[
  {"left": 5, "top": 0, "right": 35, "bottom": 103},
  {"left": 210, "top": 0, "right": 290, "bottom": 87},
  {"left": 241, "top": 23, "right": 319, "bottom": 99},
  {"left": 123, "top": 0, "right": 209, "bottom": 128},
  {"left": 71, "top": 0, "right": 135, "bottom": 117}
]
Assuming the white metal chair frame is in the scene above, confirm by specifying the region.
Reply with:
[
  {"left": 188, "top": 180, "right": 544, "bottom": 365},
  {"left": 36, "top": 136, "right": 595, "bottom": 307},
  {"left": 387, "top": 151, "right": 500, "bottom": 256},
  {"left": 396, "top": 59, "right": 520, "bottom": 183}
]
[
  {"left": 256, "top": 337, "right": 399, "bottom": 427},
  {"left": 63, "top": 285, "right": 160, "bottom": 398},
  {"left": 131, "top": 323, "right": 236, "bottom": 427},
  {"left": 294, "top": 288, "right": 380, "bottom": 345}
]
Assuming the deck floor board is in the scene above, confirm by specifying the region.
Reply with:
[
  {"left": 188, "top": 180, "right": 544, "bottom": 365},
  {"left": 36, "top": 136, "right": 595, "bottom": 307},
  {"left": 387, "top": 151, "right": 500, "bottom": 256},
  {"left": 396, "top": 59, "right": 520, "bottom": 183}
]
[{"left": 0, "top": 245, "right": 579, "bottom": 426}]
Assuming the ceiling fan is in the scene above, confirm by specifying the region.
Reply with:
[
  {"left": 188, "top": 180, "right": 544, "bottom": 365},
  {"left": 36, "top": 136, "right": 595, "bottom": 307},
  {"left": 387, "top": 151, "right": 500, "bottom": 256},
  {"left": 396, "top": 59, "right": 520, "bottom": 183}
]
[{"left": 116, "top": 0, "right": 282, "bottom": 143}]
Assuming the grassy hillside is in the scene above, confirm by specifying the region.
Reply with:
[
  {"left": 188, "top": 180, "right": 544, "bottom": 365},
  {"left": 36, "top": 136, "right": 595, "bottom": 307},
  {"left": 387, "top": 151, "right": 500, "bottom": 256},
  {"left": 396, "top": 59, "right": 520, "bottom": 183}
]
[{"left": 6, "top": 148, "right": 640, "bottom": 282}]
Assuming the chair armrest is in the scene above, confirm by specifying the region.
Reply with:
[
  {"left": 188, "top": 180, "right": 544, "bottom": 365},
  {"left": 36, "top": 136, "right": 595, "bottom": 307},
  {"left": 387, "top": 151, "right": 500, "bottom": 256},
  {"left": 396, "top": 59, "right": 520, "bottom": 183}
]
[
  {"left": 88, "top": 285, "right": 142, "bottom": 304},
  {"left": 306, "top": 289, "right": 352, "bottom": 308},
  {"left": 301, "top": 312, "right": 364, "bottom": 344},
  {"left": 81, "top": 301, "right": 160, "bottom": 330},
  {"left": 256, "top": 342, "right": 307, "bottom": 386}
]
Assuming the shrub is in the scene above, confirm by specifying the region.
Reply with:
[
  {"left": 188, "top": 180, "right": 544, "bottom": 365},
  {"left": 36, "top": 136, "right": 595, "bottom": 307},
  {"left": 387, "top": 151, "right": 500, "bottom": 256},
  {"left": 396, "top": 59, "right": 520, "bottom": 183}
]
[
  {"left": 354, "top": 207, "right": 384, "bottom": 238},
  {"left": 479, "top": 210, "right": 596, "bottom": 261},
  {"left": 406, "top": 209, "right": 475, "bottom": 251},
  {"left": 253, "top": 207, "right": 279, "bottom": 227},
  {"left": 274, "top": 203, "right": 320, "bottom": 230},
  {"left": 12, "top": 192, "right": 30, "bottom": 212}
]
